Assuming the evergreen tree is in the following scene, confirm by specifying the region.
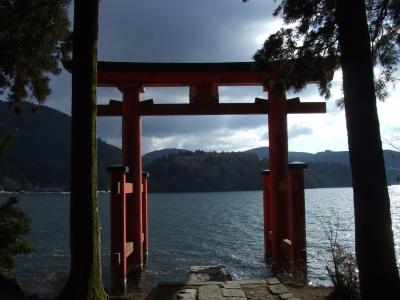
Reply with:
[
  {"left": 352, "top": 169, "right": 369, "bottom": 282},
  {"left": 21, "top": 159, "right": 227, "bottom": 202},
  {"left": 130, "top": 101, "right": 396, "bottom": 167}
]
[
  {"left": 58, "top": 0, "right": 107, "bottom": 298},
  {"left": 253, "top": 0, "right": 400, "bottom": 297},
  {"left": 0, "top": 1, "right": 69, "bottom": 296},
  {"left": 0, "top": 0, "right": 70, "bottom": 110}
]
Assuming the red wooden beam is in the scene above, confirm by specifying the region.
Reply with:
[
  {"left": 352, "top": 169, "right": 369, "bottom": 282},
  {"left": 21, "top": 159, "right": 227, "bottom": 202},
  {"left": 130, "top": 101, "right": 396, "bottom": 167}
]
[
  {"left": 287, "top": 163, "right": 308, "bottom": 278},
  {"left": 98, "top": 71, "right": 263, "bottom": 87},
  {"left": 286, "top": 97, "right": 326, "bottom": 113},
  {"left": 142, "top": 172, "right": 149, "bottom": 261},
  {"left": 97, "top": 98, "right": 326, "bottom": 116},
  {"left": 62, "top": 60, "right": 334, "bottom": 88},
  {"left": 139, "top": 101, "right": 269, "bottom": 115},
  {"left": 108, "top": 165, "right": 128, "bottom": 293},
  {"left": 96, "top": 62, "right": 263, "bottom": 87},
  {"left": 267, "top": 88, "right": 288, "bottom": 270},
  {"left": 261, "top": 170, "right": 272, "bottom": 258},
  {"left": 98, "top": 99, "right": 122, "bottom": 116},
  {"left": 121, "top": 86, "right": 143, "bottom": 273}
]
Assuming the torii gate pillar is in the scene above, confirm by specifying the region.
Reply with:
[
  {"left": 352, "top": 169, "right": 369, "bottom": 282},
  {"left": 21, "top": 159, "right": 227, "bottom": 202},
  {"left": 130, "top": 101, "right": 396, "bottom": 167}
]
[
  {"left": 121, "top": 85, "right": 144, "bottom": 272},
  {"left": 267, "top": 86, "right": 288, "bottom": 270}
]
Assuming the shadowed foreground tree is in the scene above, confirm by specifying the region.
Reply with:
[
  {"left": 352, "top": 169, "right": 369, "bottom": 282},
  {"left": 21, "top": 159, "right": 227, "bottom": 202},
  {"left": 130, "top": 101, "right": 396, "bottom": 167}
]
[
  {"left": 57, "top": 0, "right": 107, "bottom": 298},
  {"left": 253, "top": 0, "right": 400, "bottom": 298}
]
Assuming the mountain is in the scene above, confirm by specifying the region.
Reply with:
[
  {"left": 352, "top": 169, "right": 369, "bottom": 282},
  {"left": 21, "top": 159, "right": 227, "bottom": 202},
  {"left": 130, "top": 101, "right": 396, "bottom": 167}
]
[
  {"left": 247, "top": 147, "right": 350, "bottom": 163},
  {"left": 144, "top": 150, "right": 397, "bottom": 192},
  {"left": 0, "top": 101, "right": 121, "bottom": 191},
  {"left": 145, "top": 150, "right": 267, "bottom": 192},
  {"left": 142, "top": 148, "right": 190, "bottom": 167},
  {"left": 143, "top": 151, "right": 356, "bottom": 192},
  {"left": 1, "top": 101, "right": 399, "bottom": 191},
  {"left": 245, "top": 147, "right": 315, "bottom": 162},
  {"left": 246, "top": 146, "right": 400, "bottom": 174}
]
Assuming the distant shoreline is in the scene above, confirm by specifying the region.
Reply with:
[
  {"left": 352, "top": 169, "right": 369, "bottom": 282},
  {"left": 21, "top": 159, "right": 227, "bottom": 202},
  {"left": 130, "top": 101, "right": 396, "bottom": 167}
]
[{"left": 1, "top": 185, "right": 399, "bottom": 195}]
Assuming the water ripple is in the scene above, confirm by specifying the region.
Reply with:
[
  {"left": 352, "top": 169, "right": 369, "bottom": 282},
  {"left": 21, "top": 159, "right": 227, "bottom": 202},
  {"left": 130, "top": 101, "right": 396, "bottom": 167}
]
[{"left": 2, "top": 187, "right": 399, "bottom": 296}]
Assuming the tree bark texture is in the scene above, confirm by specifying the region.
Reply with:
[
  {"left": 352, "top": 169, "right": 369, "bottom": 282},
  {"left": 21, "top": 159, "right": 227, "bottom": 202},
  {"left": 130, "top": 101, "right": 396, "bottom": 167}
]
[
  {"left": 58, "top": 0, "right": 107, "bottom": 299},
  {"left": 336, "top": 0, "right": 400, "bottom": 298}
]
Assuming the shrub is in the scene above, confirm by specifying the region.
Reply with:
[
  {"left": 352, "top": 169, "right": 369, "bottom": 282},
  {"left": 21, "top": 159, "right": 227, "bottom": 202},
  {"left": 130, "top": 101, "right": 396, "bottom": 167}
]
[{"left": 324, "top": 219, "right": 360, "bottom": 300}]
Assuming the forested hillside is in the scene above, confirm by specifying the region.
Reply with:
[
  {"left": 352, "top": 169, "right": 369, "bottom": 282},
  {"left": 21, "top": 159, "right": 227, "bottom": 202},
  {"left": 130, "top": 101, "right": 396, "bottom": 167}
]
[
  {"left": 1, "top": 102, "right": 398, "bottom": 191},
  {"left": 0, "top": 101, "right": 120, "bottom": 191},
  {"left": 146, "top": 151, "right": 268, "bottom": 192},
  {"left": 144, "top": 151, "right": 358, "bottom": 192}
]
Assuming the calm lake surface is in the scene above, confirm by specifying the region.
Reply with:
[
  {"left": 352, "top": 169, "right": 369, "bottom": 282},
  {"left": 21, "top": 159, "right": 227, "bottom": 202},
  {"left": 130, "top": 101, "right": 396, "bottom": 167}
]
[{"left": 1, "top": 187, "right": 400, "bottom": 297}]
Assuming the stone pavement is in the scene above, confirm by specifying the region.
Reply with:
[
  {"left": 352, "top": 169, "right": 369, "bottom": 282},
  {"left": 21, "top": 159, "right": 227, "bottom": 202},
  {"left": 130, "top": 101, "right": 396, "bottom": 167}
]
[
  {"left": 172, "top": 278, "right": 301, "bottom": 300},
  {"left": 145, "top": 266, "right": 302, "bottom": 300}
]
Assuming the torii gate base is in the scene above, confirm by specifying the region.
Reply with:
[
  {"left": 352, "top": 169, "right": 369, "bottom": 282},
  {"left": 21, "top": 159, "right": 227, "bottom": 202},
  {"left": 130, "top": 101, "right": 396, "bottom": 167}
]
[
  {"left": 107, "top": 166, "right": 149, "bottom": 293},
  {"left": 92, "top": 61, "right": 327, "bottom": 294},
  {"left": 262, "top": 163, "right": 308, "bottom": 280}
]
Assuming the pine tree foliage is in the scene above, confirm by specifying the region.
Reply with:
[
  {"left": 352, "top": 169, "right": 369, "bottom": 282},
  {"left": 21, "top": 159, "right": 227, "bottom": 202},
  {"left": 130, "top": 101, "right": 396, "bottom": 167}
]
[
  {"left": 0, "top": 0, "right": 70, "bottom": 109},
  {"left": 0, "top": 197, "right": 33, "bottom": 278},
  {"left": 0, "top": 129, "right": 17, "bottom": 159},
  {"left": 254, "top": 0, "right": 400, "bottom": 100}
]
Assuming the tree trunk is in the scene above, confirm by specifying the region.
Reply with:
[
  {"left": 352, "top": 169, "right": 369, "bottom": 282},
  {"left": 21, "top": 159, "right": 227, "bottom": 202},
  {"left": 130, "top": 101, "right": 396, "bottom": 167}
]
[
  {"left": 58, "top": 0, "right": 107, "bottom": 299},
  {"left": 336, "top": 0, "right": 400, "bottom": 298}
]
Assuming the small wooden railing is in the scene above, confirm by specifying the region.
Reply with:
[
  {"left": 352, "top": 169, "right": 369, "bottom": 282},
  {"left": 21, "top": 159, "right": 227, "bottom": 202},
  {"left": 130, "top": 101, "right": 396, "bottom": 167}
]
[
  {"left": 262, "top": 162, "right": 307, "bottom": 278},
  {"left": 107, "top": 165, "right": 149, "bottom": 293}
]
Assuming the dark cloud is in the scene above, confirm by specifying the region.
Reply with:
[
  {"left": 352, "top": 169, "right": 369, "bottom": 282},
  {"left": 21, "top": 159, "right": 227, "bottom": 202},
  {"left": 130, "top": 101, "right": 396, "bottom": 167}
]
[
  {"left": 96, "top": 85, "right": 269, "bottom": 148},
  {"left": 98, "top": 114, "right": 268, "bottom": 151},
  {"left": 97, "top": 0, "right": 276, "bottom": 62},
  {"left": 97, "top": 117, "right": 121, "bottom": 139},
  {"left": 42, "top": 0, "right": 329, "bottom": 153},
  {"left": 142, "top": 115, "right": 265, "bottom": 137}
]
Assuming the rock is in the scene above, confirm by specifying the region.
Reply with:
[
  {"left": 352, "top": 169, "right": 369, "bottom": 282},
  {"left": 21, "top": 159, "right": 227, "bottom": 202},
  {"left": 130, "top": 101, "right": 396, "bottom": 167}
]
[
  {"left": 221, "top": 288, "right": 246, "bottom": 297},
  {"left": 266, "top": 277, "right": 281, "bottom": 285},
  {"left": 176, "top": 288, "right": 197, "bottom": 300},
  {"left": 223, "top": 283, "right": 241, "bottom": 289},
  {"left": 188, "top": 265, "right": 232, "bottom": 282},
  {"left": 268, "top": 284, "right": 288, "bottom": 295},
  {"left": 198, "top": 284, "right": 223, "bottom": 300},
  {"left": 279, "top": 292, "right": 295, "bottom": 299},
  {"left": 236, "top": 279, "right": 267, "bottom": 285}
]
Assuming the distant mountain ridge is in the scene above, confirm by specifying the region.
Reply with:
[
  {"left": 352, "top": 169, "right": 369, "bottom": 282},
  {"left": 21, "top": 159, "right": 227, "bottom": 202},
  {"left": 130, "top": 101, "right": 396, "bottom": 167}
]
[
  {"left": 142, "top": 148, "right": 190, "bottom": 166},
  {"left": 245, "top": 147, "right": 315, "bottom": 162},
  {"left": 245, "top": 147, "right": 400, "bottom": 170},
  {"left": 246, "top": 147, "right": 348, "bottom": 164},
  {"left": 0, "top": 101, "right": 121, "bottom": 191},
  {"left": 1, "top": 101, "right": 399, "bottom": 191}
]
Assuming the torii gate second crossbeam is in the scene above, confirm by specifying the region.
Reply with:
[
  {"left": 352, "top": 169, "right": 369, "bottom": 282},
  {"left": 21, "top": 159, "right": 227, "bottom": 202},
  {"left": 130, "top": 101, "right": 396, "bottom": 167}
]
[{"left": 96, "top": 61, "right": 327, "bottom": 293}]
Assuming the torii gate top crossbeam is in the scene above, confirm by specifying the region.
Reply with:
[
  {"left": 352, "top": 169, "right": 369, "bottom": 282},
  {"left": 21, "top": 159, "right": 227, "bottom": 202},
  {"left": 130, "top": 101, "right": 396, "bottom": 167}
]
[
  {"left": 90, "top": 61, "right": 327, "bottom": 116},
  {"left": 96, "top": 61, "right": 263, "bottom": 87}
]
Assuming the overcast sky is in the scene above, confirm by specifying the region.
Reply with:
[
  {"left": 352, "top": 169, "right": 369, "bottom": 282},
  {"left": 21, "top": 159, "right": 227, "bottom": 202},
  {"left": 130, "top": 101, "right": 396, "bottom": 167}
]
[{"left": 42, "top": 0, "right": 400, "bottom": 154}]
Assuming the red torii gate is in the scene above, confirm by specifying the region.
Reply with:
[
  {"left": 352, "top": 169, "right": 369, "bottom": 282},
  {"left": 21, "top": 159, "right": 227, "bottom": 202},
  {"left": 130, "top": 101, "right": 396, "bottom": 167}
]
[{"left": 96, "top": 61, "right": 326, "bottom": 292}]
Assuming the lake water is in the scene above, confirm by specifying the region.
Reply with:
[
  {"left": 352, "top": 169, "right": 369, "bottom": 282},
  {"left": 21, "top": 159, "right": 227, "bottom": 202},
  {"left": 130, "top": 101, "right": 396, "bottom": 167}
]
[{"left": 1, "top": 187, "right": 399, "bottom": 297}]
